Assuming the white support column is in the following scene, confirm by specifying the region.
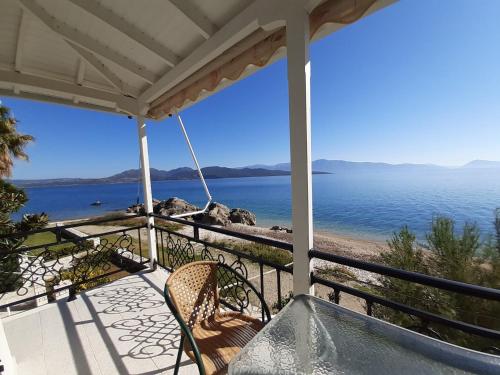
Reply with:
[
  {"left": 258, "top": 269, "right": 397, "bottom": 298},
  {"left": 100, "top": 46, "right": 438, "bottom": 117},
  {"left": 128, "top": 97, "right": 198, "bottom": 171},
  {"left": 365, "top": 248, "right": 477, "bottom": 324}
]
[
  {"left": 137, "top": 116, "right": 157, "bottom": 269},
  {"left": 286, "top": 6, "right": 314, "bottom": 296}
]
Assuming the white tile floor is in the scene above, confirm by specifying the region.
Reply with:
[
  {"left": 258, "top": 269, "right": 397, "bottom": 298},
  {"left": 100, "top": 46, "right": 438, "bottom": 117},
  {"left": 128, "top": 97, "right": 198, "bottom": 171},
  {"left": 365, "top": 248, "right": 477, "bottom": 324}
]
[{"left": 2, "top": 269, "right": 197, "bottom": 375}]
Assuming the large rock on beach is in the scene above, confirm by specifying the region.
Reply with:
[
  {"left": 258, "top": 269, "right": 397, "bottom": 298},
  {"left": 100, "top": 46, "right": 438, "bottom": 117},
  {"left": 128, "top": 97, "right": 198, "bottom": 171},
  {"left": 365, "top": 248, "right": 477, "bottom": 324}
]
[
  {"left": 126, "top": 199, "right": 160, "bottom": 214},
  {"left": 270, "top": 225, "right": 292, "bottom": 233},
  {"left": 127, "top": 196, "right": 257, "bottom": 227},
  {"left": 154, "top": 197, "right": 199, "bottom": 216},
  {"left": 126, "top": 204, "right": 143, "bottom": 214},
  {"left": 230, "top": 208, "right": 256, "bottom": 226},
  {"left": 193, "top": 202, "right": 231, "bottom": 226}
]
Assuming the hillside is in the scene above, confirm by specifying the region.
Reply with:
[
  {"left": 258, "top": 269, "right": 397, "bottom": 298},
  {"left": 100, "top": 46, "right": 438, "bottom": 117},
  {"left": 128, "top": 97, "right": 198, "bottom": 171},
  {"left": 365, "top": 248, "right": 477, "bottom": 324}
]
[
  {"left": 461, "top": 160, "right": 500, "bottom": 169},
  {"left": 13, "top": 159, "right": 500, "bottom": 188},
  {"left": 12, "top": 167, "right": 328, "bottom": 187},
  {"left": 245, "top": 159, "right": 489, "bottom": 173}
]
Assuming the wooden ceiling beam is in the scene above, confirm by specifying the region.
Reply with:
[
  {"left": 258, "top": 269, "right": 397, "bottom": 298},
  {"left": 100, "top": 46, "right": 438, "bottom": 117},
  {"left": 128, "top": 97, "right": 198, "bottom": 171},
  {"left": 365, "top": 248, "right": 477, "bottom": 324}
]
[
  {"left": 167, "top": 0, "right": 217, "bottom": 39},
  {"left": 138, "top": 0, "right": 279, "bottom": 103},
  {"left": 69, "top": 0, "right": 180, "bottom": 67},
  {"left": 0, "top": 69, "right": 137, "bottom": 114},
  {"left": 14, "top": 9, "right": 28, "bottom": 72},
  {"left": 68, "top": 42, "right": 140, "bottom": 97},
  {"left": 75, "top": 58, "right": 85, "bottom": 85},
  {"left": 17, "top": 0, "right": 158, "bottom": 84}
]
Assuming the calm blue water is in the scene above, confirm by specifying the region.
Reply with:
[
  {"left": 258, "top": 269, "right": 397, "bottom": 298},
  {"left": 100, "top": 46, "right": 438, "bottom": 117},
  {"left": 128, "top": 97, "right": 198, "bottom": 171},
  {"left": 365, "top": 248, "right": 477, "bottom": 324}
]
[{"left": 14, "top": 169, "right": 500, "bottom": 241}]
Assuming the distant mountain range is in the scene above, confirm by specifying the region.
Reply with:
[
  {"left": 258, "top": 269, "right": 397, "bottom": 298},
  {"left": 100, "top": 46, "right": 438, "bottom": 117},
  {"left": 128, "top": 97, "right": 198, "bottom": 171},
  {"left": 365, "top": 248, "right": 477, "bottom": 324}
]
[
  {"left": 461, "top": 160, "right": 500, "bottom": 169},
  {"left": 12, "top": 166, "right": 329, "bottom": 188},
  {"left": 246, "top": 159, "right": 500, "bottom": 173},
  {"left": 12, "top": 160, "right": 500, "bottom": 188}
]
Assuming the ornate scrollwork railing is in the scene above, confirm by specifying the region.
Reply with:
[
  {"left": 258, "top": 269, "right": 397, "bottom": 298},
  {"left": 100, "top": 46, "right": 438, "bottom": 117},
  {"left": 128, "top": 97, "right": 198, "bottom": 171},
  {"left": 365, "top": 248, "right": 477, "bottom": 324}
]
[
  {"left": 0, "top": 217, "right": 149, "bottom": 309},
  {"left": 153, "top": 217, "right": 293, "bottom": 320},
  {"left": 159, "top": 230, "right": 254, "bottom": 312}
]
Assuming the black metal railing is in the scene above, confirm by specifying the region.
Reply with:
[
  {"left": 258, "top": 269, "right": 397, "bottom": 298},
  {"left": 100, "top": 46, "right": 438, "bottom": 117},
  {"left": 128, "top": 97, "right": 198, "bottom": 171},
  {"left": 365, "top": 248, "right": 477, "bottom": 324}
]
[
  {"left": 0, "top": 214, "right": 149, "bottom": 310},
  {"left": 5, "top": 209, "right": 498, "bottom": 354},
  {"left": 309, "top": 249, "right": 500, "bottom": 351},
  {"left": 152, "top": 213, "right": 293, "bottom": 319}
]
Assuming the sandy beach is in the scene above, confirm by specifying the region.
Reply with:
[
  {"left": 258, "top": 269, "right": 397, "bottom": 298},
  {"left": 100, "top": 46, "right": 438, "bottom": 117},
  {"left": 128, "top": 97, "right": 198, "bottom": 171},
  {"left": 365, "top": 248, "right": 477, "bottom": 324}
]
[
  {"left": 75, "top": 220, "right": 389, "bottom": 263},
  {"left": 230, "top": 223, "right": 388, "bottom": 261}
]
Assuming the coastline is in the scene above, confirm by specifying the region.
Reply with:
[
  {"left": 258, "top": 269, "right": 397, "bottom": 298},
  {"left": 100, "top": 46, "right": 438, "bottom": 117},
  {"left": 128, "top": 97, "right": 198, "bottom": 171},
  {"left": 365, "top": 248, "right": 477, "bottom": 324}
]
[
  {"left": 51, "top": 209, "right": 390, "bottom": 249},
  {"left": 230, "top": 223, "right": 388, "bottom": 262},
  {"left": 13, "top": 171, "right": 330, "bottom": 189},
  {"left": 18, "top": 172, "right": 500, "bottom": 244},
  {"left": 67, "top": 212, "right": 388, "bottom": 263}
]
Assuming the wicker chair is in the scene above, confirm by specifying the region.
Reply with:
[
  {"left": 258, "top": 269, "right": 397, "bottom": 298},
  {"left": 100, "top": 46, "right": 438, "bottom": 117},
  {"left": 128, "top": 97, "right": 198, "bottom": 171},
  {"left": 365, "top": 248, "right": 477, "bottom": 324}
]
[{"left": 164, "top": 261, "right": 271, "bottom": 375}]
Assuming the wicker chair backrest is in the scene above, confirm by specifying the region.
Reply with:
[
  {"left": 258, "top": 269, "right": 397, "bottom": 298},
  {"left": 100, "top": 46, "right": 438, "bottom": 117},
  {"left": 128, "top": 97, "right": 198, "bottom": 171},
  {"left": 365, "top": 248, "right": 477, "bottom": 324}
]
[{"left": 167, "top": 261, "right": 219, "bottom": 329}]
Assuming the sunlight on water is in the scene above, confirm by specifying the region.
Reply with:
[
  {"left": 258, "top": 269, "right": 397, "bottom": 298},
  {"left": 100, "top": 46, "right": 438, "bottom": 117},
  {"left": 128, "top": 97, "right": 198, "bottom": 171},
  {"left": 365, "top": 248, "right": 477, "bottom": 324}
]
[{"left": 16, "top": 169, "right": 500, "bottom": 241}]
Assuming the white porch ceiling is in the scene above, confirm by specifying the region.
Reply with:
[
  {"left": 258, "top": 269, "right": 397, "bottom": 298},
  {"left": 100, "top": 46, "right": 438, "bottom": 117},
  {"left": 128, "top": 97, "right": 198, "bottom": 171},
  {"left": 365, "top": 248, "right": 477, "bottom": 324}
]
[{"left": 0, "top": 0, "right": 395, "bottom": 118}]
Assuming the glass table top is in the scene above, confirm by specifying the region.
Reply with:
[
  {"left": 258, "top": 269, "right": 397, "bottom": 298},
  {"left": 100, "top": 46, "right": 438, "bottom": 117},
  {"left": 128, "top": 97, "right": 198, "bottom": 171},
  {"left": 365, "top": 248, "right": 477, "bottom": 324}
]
[{"left": 229, "top": 294, "right": 500, "bottom": 375}]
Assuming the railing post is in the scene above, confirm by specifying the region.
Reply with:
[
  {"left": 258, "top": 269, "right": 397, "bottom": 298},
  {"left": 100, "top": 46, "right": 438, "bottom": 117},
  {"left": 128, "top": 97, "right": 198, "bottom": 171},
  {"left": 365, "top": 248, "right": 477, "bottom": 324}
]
[
  {"left": 137, "top": 115, "right": 157, "bottom": 269},
  {"left": 286, "top": 5, "right": 314, "bottom": 296}
]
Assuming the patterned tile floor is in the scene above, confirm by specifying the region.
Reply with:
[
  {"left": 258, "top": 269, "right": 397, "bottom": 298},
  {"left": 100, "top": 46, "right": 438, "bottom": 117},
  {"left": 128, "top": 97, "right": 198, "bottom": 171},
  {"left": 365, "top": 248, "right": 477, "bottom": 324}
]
[{"left": 2, "top": 269, "right": 197, "bottom": 374}]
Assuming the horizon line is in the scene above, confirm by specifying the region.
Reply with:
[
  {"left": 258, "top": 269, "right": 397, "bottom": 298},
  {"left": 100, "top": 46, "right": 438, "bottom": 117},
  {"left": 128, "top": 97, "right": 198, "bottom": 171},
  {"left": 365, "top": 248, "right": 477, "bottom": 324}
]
[{"left": 10, "top": 158, "right": 500, "bottom": 181}]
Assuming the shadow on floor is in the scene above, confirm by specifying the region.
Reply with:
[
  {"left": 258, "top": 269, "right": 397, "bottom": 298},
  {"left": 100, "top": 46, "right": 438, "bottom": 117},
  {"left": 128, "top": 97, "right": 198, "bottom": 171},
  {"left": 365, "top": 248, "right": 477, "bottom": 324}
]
[{"left": 78, "top": 272, "right": 194, "bottom": 374}]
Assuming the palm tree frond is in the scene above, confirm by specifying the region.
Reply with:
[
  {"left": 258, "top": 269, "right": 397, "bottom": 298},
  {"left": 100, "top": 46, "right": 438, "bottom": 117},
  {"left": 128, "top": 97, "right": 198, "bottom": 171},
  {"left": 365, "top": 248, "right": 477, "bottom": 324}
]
[{"left": 0, "top": 105, "right": 33, "bottom": 176}]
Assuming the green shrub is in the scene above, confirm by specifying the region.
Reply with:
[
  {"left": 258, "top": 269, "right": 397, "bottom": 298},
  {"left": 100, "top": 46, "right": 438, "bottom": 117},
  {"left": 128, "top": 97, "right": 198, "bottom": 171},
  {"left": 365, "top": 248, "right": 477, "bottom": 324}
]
[
  {"left": 0, "top": 181, "right": 48, "bottom": 293},
  {"left": 317, "top": 265, "right": 358, "bottom": 283},
  {"left": 371, "top": 215, "right": 500, "bottom": 352},
  {"left": 272, "top": 291, "right": 293, "bottom": 313},
  {"left": 208, "top": 238, "right": 292, "bottom": 266}
]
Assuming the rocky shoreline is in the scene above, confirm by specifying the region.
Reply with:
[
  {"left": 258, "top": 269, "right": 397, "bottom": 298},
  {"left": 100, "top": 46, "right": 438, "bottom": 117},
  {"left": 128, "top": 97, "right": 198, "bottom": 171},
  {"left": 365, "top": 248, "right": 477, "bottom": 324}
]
[
  {"left": 127, "top": 197, "right": 257, "bottom": 226},
  {"left": 126, "top": 197, "right": 387, "bottom": 263}
]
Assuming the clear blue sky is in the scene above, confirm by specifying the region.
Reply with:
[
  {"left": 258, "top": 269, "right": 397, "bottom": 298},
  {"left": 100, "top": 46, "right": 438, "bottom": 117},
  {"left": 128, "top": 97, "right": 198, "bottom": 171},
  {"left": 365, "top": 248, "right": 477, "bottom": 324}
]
[{"left": 3, "top": 0, "right": 500, "bottom": 179}]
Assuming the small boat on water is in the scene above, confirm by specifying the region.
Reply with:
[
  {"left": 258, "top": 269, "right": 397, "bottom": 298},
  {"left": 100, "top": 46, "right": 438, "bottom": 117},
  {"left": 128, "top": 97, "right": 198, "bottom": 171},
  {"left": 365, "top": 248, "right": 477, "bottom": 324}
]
[{"left": 90, "top": 200, "right": 102, "bottom": 206}]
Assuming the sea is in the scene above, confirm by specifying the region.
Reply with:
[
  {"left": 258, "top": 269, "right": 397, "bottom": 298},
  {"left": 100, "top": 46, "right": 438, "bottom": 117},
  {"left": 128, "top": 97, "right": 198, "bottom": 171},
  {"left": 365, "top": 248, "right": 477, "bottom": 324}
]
[{"left": 13, "top": 169, "right": 500, "bottom": 242}]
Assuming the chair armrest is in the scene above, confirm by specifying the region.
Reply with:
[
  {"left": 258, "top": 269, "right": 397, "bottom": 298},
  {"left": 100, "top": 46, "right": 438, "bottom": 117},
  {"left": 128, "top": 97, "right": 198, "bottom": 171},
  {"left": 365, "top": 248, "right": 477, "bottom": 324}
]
[{"left": 163, "top": 283, "right": 206, "bottom": 375}]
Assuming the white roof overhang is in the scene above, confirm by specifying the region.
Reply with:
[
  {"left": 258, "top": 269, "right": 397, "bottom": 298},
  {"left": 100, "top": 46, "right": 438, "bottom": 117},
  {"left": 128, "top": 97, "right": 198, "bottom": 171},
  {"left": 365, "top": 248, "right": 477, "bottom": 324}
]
[{"left": 0, "top": 0, "right": 396, "bottom": 119}]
